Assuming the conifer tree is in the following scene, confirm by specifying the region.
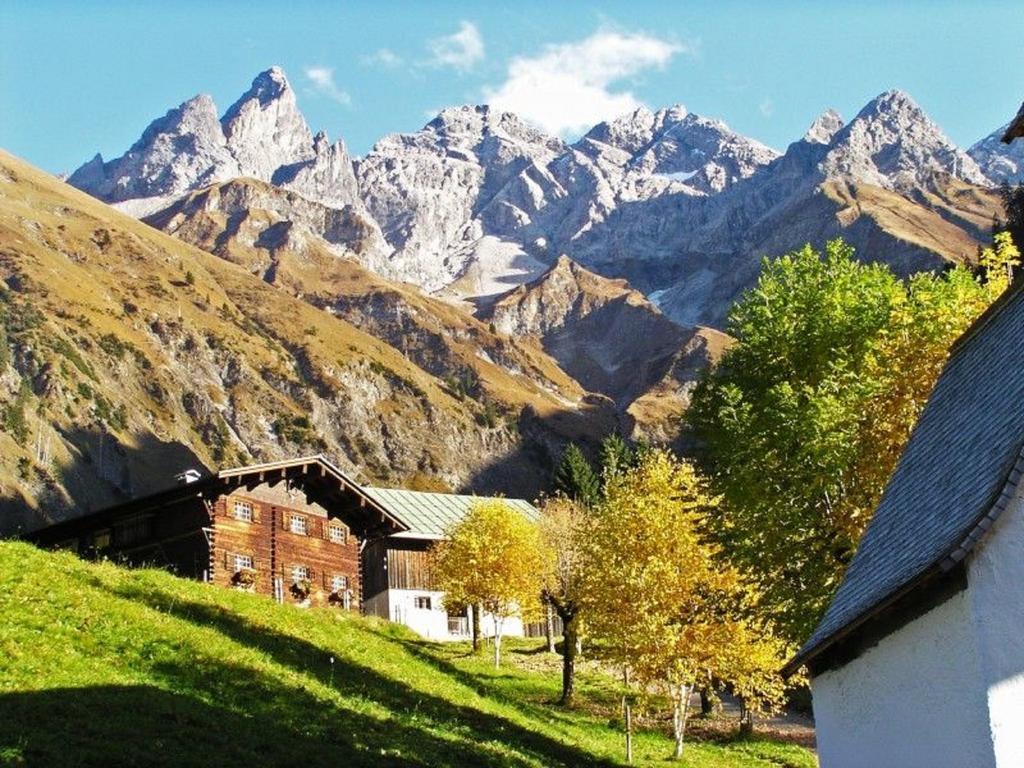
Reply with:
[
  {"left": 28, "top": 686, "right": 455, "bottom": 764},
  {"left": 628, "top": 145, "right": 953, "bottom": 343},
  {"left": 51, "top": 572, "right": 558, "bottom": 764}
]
[{"left": 552, "top": 443, "right": 600, "bottom": 507}]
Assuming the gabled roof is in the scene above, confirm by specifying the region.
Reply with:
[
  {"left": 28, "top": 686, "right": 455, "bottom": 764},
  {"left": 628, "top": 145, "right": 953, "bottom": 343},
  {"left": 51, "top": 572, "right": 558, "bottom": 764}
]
[
  {"left": 27, "top": 454, "right": 407, "bottom": 542},
  {"left": 362, "top": 487, "right": 538, "bottom": 540},
  {"left": 787, "top": 280, "right": 1024, "bottom": 674}
]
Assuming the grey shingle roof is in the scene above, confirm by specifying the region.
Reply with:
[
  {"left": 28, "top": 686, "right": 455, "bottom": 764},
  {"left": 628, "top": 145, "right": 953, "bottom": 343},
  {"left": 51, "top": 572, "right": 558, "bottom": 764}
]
[
  {"left": 790, "top": 281, "right": 1024, "bottom": 671},
  {"left": 362, "top": 488, "right": 538, "bottom": 539}
]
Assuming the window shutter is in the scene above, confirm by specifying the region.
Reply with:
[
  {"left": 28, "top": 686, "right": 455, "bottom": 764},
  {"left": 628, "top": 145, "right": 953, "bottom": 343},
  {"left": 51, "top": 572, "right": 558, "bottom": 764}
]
[
  {"left": 223, "top": 550, "right": 231, "bottom": 568},
  {"left": 252, "top": 505, "right": 261, "bottom": 524}
]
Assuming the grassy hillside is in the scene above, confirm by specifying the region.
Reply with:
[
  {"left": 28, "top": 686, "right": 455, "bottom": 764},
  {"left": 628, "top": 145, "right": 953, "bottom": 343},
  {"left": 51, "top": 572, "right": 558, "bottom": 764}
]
[{"left": 0, "top": 543, "right": 815, "bottom": 767}]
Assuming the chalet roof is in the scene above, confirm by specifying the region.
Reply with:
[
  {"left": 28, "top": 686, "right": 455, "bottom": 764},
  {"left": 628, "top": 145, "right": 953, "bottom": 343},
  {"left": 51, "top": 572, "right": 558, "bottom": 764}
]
[
  {"left": 787, "top": 280, "right": 1024, "bottom": 675},
  {"left": 362, "top": 488, "right": 538, "bottom": 540},
  {"left": 27, "top": 454, "right": 407, "bottom": 542}
]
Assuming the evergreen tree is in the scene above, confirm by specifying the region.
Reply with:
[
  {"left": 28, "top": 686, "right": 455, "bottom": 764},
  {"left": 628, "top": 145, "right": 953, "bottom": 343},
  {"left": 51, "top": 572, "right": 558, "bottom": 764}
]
[
  {"left": 598, "top": 433, "right": 634, "bottom": 481},
  {"left": 999, "top": 182, "right": 1024, "bottom": 258},
  {"left": 553, "top": 443, "right": 600, "bottom": 507}
]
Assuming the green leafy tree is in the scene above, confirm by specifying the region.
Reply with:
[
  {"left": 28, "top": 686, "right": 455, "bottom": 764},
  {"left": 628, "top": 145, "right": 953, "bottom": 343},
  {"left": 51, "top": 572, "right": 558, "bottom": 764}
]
[
  {"left": 687, "top": 239, "right": 1006, "bottom": 641},
  {"left": 553, "top": 443, "right": 600, "bottom": 508}
]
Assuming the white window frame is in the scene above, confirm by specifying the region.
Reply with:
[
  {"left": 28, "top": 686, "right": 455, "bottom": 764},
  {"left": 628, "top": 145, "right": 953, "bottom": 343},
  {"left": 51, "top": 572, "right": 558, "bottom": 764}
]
[
  {"left": 328, "top": 523, "right": 346, "bottom": 544},
  {"left": 413, "top": 596, "right": 432, "bottom": 610},
  {"left": 331, "top": 575, "right": 348, "bottom": 593},
  {"left": 289, "top": 515, "right": 308, "bottom": 535},
  {"left": 234, "top": 554, "right": 253, "bottom": 571},
  {"left": 291, "top": 564, "right": 310, "bottom": 582},
  {"left": 232, "top": 501, "right": 253, "bottom": 522}
]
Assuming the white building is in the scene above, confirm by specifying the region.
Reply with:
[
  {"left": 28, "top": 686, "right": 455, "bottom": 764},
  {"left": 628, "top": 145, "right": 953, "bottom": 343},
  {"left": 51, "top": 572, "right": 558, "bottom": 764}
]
[
  {"left": 787, "top": 282, "right": 1024, "bottom": 767},
  {"left": 360, "top": 487, "right": 538, "bottom": 641}
]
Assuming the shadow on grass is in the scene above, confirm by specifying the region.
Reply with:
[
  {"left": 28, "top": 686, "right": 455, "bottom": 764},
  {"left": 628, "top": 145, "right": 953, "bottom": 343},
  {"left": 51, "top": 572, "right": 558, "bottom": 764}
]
[{"left": 90, "top": 579, "right": 616, "bottom": 768}]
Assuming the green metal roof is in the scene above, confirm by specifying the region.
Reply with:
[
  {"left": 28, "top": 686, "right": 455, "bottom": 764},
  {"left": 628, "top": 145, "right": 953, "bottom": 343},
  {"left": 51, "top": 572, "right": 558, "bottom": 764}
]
[{"left": 362, "top": 488, "right": 538, "bottom": 539}]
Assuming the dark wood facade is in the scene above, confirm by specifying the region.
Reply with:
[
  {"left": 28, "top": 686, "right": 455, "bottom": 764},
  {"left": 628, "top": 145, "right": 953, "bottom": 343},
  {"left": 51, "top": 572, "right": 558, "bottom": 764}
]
[
  {"left": 362, "top": 537, "right": 434, "bottom": 600},
  {"left": 27, "top": 456, "right": 406, "bottom": 610}
]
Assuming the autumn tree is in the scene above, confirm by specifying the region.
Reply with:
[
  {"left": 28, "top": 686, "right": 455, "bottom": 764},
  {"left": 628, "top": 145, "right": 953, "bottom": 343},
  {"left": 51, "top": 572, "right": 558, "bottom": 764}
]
[
  {"left": 431, "top": 499, "right": 543, "bottom": 668},
  {"left": 538, "top": 496, "right": 588, "bottom": 705},
  {"left": 583, "top": 449, "right": 791, "bottom": 759},
  {"left": 687, "top": 238, "right": 1015, "bottom": 641}
]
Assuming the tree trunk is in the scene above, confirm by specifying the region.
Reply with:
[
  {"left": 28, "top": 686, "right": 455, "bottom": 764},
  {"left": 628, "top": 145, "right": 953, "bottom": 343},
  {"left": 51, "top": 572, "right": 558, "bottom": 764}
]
[
  {"left": 700, "top": 686, "right": 714, "bottom": 716},
  {"left": 623, "top": 668, "right": 633, "bottom": 764},
  {"left": 672, "top": 683, "right": 691, "bottom": 760},
  {"left": 545, "top": 602, "right": 556, "bottom": 653},
  {"left": 559, "top": 612, "right": 578, "bottom": 705},
  {"left": 493, "top": 617, "right": 503, "bottom": 668},
  {"left": 738, "top": 697, "right": 754, "bottom": 736},
  {"left": 472, "top": 603, "right": 482, "bottom": 653}
]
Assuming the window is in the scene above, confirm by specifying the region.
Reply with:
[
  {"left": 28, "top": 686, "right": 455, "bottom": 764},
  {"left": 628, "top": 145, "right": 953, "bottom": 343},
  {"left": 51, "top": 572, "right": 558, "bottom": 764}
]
[
  {"left": 413, "top": 596, "right": 432, "bottom": 610},
  {"left": 291, "top": 565, "right": 310, "bottom": 582},
  {"left": 331, "top": 575, "right": 349, "bottom": 593},
  {"left": 233, "top": 501, "right": 253, "bottom": 522},
  {"left": 328, "top": 523, "right": 347, "bottom": 544},
  {"left": 93, "top": 529, "right": 111, "bottom": 549},
  {"left": 289, "top": 515, "right": 307, "bottom": 535},
  {"left": 234, "top": 554, "right": 253, "bottom": 571}
]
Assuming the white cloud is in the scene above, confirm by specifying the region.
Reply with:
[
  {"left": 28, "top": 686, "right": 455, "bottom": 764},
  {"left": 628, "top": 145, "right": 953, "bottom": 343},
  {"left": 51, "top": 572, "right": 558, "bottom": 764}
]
[
  {"left": 483, "top": 30, "right": 684, "bottom": 137},
  {"left": 428, "top": 21, "right": 484, "bottom": 72},
  {"left": 759, "top": 98, "right": 775, "bottom": 118},
  {"left": 362, "top": 48, "right": 403, "bottom": 69},
  {"left": 303, "top": 66, "right": 352, "bottom": 105}
]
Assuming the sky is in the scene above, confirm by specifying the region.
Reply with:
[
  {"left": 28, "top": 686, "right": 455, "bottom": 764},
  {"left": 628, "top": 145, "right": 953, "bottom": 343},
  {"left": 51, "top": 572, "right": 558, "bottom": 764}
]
[{"left": 3, "top": 1, "right": 1023, "bottom": 174}]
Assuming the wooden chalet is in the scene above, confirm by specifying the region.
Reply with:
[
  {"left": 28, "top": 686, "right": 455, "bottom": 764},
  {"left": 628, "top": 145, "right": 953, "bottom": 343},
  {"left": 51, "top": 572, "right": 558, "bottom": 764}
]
[{"left": 26, "top": 456, "right": 406, "bottom": 609}]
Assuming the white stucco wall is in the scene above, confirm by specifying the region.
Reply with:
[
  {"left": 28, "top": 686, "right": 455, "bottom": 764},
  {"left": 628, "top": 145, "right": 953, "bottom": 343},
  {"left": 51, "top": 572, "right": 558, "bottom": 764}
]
[
  {"left": 812, "top": 482, "right": 1024, "bottom": 768},
  {"left": 380, "top": 588, "right": 526, "bottom": 641},
  {"left": 966, "top": 486, "right": 1024, "bottom": 766},
  {"left": 812, "top": 589, "right": 994, "bottom": 768}
]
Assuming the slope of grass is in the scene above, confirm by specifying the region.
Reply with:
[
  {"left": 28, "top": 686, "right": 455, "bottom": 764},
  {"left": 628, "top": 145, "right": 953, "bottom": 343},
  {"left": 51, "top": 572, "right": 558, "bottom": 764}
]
[{"left": 0, "top": 543, "right": 815, "bottom": 767}]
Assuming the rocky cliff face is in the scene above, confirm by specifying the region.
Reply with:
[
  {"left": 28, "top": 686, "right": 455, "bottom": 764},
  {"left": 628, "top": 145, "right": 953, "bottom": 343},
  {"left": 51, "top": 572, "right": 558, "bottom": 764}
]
[
  {"left": 970, "top": 121, "right": 1024, "bottom": 185},
  {"left": 482, "top": 255, "right": 728, "bottom": 442}
]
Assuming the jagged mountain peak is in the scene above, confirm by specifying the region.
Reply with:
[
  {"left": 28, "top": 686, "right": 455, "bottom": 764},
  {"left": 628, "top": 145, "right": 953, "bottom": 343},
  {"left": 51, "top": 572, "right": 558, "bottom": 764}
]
[
  {"left": 969, "top": 105, "right": 1024, "bottom": 185},
  {"left": 803, "top": 108, "right": 844, "bottom": 145},
  {"left": 821, "top": 89, "right": 988, "bottom": 189},
  {"left": 223, "top": 66, "right": 293, "bottom": 117}
]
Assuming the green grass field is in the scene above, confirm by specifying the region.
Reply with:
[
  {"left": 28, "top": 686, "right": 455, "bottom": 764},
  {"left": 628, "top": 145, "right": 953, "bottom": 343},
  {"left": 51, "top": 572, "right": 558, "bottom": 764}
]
[{"left": 0, "top": 542, "right": 815, "bottom": 767}]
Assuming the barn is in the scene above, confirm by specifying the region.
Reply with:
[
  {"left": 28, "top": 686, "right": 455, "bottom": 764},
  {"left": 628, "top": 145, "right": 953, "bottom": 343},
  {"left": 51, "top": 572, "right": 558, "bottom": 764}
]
[{"left": 786, "top": 280, "right": 1024, "bottom": 767}]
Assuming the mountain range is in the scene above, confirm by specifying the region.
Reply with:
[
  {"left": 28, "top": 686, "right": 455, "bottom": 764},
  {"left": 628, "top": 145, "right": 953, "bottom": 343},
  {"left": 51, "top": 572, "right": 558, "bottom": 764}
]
[
  {"left": 0, "top": 67, "right": 1018, "bottom": 528},
  {"left": 67, "top": 67, "right": 1013, "bottom": 327}
]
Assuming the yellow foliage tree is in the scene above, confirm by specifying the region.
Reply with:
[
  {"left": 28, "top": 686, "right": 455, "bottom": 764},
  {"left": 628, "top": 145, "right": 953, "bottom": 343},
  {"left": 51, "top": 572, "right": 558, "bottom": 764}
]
[
  {"left": 431, "top": 499, "right": 543, "bottom": 668},
  {"left": 538, "top": 495, "right": 588, "bottom": 704},
  {"left": 582, "top": 449, "right": 792, "bottom": 759}
]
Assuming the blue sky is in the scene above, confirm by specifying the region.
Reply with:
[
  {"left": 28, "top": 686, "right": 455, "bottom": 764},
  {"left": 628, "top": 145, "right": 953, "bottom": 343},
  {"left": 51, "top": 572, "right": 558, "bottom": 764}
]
[{"left": 3, "top": 1, "right": 1023, "bottom": 173}]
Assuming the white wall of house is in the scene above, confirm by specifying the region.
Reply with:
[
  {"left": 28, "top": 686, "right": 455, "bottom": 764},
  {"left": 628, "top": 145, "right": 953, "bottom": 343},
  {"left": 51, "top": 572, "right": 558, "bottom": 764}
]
[
  {"left": 966, "top": 484, "right": 1024, "bottom": 766},
  {"left": 812, "top": 590, "right": 993, "bottom": 768},
  {"left": 364, "top": 587, "right": 527, "bottom": 642},
  {"left": 812, "top": 482, "right": 1024, "bottom": 768}
]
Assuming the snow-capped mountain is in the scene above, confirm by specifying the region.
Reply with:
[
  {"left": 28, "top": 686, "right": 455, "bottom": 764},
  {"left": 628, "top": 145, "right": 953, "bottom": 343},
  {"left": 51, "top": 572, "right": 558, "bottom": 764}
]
[{"left": 67, "top": 68, "right": 1007, "bottom": 330}]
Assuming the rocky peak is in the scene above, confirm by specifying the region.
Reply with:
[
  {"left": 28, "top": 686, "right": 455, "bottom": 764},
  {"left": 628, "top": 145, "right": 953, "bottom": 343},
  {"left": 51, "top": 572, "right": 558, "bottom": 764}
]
[
  {"left": 821, "top": 89, "right": 988, "bottom": 189},
  {"left": 803, "top": 108, "right": 844, "bottom": 145},
  {"left": 67, "top": 92, "right": 239, "bottom": 203},
  {"left": 969, "top": 118, "right": 1024, "bottom": 185},
  {"left": 221, "top": 67, "right": 314, "bottom": 180}
]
